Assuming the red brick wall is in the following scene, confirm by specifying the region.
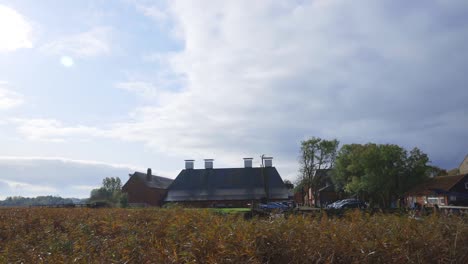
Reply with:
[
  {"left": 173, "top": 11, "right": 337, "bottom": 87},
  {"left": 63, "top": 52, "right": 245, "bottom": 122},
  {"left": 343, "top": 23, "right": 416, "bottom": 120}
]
[{"left": 122, "top": 179, "right": 168, "bottom": 207}]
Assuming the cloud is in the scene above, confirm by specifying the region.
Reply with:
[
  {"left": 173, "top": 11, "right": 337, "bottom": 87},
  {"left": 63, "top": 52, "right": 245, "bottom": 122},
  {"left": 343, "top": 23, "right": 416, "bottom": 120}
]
[
  {"left": 9, "top": 1, "right": 468, "bottom": 179},
  {"left": 0, "top": 179, "right": 57, "bottom": 194},
  {"left": 0, "top": 5, "right": 33, "bottom": 52},
  {"left": 115, "top": 81, "right": 160, "bottom": 99},
  {"left": 0, "top": 81, "right": 23, "bottom": 110},
  {"left": 112, "top": 0, "right": 468, "bottom": 172},
  {"left": 136, "top": 4, "right": 168, "bottom": 23},
  {"left": 0, "top": 157, "right": 141, "bottom": 198},
  {"left": 41, "top": 26, "right": 112, "bottom": 58},
  {"left": 10, "top": 118, "right": 105, "bottom": 142}
]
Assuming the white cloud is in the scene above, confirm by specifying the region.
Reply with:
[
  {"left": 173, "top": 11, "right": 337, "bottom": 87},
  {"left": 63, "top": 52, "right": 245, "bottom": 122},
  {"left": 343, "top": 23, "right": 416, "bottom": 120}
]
[
  {"left": 41, "top": 26, "right": 112, "bottom": 58},
  {"left": 0, "top": 179, "right": 57, "bottom": 194},
  {"left": 9, "top": 1, "right": 468, "bottom": 179},
  {"left": 115, "top": 81, "right": 160, "bottom": 99},
  {"left": 111, "top": 0, "right": 468, "bottom": 173},
  {"left": 11, "top": 118, "right": 105, "bottom": 142},
  {"left": 0, "top": 157, "right": 139, "bottom": 198},
  {"left": 136, "top": 4, "right": 168, "bottom": 23},
  {"left": 0, "top": 5, "right": 33, "bottom": 52},
  {"left": 0, "top": 81, "right": 23, "bottom": 110}
]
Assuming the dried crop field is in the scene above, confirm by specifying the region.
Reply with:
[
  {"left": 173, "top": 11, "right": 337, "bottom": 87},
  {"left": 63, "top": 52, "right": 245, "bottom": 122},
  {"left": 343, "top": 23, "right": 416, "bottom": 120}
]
[{"left": 0, "top": 208, "right": 466, "bottom": 263}]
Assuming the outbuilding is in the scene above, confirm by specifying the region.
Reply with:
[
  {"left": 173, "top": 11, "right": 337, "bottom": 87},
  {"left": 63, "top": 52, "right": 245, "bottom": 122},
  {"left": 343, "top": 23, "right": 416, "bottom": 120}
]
[{"left": 122, "top": 168, "right": 173, "bottom": 207}]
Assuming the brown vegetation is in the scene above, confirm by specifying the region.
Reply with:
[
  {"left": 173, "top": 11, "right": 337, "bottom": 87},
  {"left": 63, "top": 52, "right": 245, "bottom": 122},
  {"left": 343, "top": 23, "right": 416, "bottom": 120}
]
[{"left": 0, "top": 208, "right": 466, "bottom": 263}]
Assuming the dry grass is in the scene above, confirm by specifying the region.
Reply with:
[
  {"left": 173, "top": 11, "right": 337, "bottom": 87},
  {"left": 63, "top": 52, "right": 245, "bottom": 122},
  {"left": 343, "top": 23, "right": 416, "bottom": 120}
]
[{"left": 0, "top": 208, "right": 466, "bottom": 263}]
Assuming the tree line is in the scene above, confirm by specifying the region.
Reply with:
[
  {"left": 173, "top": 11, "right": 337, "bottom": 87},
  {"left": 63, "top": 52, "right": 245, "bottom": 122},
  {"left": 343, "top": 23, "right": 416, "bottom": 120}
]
[
  {"left": 0, "top": 196, "right": 78, "bottom": 207},
  {"left": 297, "top": 137, "right": 442, "bottom": 208}
]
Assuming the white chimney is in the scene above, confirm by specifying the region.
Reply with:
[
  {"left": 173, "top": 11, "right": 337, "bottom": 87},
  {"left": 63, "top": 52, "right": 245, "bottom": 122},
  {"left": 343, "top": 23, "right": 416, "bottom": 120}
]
[
  {"left": 204, "top": 159, "right": 214, "bottom": 169},
  {"left": 185, "top": 160, "right": 194, "bottom": 169},
  {"left": 243, "top": 158, "right": 253, "bottom": 168},
  {"left": 264, "top": 157, "right": 273, "bottom": 167}
]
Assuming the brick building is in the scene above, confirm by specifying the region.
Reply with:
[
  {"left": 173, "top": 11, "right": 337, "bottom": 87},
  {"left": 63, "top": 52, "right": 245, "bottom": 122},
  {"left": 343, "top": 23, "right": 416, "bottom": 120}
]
[
  {"left": 122, "top": 168, "right": 173, "bottom": 207},
  {"left": 405, "top": 174, "right": 468, "bottom": 207}
]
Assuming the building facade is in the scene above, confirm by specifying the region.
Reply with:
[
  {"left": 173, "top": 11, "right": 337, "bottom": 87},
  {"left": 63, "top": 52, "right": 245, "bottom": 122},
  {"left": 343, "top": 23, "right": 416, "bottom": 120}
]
[
  {"left": 164, "top": 158, "right": 289, "bottom": 207},
  {"left": 122, "top": 168, "right": 173, "bottom": 207},
  {"left": 405, "top": 174, "right": 468, "bottom": 207}
]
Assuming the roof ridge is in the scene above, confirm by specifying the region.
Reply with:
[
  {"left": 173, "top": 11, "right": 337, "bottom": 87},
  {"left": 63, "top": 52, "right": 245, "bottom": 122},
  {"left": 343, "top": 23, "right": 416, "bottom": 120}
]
[
  {"left": 458, "top": 154, "right": 468, "bottom": 170},
  {"left": 445, "top": 173, "right": 467, "bottom": 190}
]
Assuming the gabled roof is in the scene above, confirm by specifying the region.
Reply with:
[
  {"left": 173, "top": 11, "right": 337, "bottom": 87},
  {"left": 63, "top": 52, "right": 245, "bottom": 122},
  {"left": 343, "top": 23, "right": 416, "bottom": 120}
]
[
  {"left": 406, "top": 174, "right": 468, "bottom": 196},
  {"left": 123, "top": 171, "right": 174, "bottom": 190},
  {"left": 165, "top": 167, "right": 289, "bottom": 202},
  {"left": 458, "top": 154, "right": 468, "bottom": 169}
]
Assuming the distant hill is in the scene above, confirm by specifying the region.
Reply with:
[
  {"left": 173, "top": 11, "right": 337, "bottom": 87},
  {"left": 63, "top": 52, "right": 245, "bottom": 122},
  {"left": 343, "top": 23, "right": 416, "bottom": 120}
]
[{"left": 0, "top": 196, "right": 88, "bottom": 207}]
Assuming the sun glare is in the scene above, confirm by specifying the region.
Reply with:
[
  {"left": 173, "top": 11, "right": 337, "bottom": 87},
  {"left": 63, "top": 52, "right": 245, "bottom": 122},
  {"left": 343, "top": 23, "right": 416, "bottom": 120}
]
[{"left": 60, "top": 56, "right": 74, "bottom": 67}]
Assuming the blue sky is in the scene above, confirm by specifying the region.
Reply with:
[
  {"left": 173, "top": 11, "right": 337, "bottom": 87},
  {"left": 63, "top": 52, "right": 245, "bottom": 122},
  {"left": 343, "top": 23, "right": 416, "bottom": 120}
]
[{"left": 1, "top": 0, "right": 468, "bottom": 199}]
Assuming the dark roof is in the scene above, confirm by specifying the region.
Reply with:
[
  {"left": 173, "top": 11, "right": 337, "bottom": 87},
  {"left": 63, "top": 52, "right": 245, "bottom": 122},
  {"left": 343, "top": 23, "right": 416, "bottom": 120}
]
[
  {"left": 406, "top": 174, "right": 468, "bottom": 195},
  {"left": 123, "top": 171, "right": 174, "bottom": 190},
  {"left": 165, "top": 167, "right": 289, "bottom": 202}
]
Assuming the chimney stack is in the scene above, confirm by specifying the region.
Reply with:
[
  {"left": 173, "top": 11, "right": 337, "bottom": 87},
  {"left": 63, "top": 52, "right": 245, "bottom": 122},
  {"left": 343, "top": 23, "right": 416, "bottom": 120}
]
[
  {"left": 264, "top": 157, "right": 273, "bottom": 167},
  {"left": 185, "top": 160, "right": 194, "bottom": 169},
  {"left": 204, "top": 159, "right": 214, "bottom": 169},
  {"left": 147, "top": 168, "right": 152, "bottom": 181},
  {"left": 243, "top": 158, "right": 253, "bottom": 168}
]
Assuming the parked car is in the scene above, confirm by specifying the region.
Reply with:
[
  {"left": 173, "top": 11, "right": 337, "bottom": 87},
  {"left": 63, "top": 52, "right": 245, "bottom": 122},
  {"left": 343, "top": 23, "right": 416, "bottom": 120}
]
[
  {"left": 334, "top": 200, "right": 367, "bottom": 209},
  {"left": 326, "top": 199, "right": 367, "bottom": 209},
  {"left": 258, "top": 202, "right": 290, "bottom": 211},
  {"left": 326, "top": 199, "right": 357, "bottom": 209}
]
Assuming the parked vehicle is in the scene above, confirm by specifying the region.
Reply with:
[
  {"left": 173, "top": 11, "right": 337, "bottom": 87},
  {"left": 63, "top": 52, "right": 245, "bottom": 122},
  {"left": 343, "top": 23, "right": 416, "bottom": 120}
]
[
  {"left": 258, "top": 202, "right": 290, "bottom": 211},
  {"left": 327, "top": 199, "right": 367, "bottom": 209},
  {"left": 327, "top": 199, "right": 357, "bottom": 209},
  {"left": 334, "top": 200, "right": 367, "bottom": 209}
]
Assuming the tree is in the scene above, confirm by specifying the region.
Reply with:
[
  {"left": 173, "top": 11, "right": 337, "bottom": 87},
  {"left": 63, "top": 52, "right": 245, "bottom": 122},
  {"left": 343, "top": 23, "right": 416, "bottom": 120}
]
[
  {"left": 102, "top": 177, "right": 122, "bottom": 193},
  {"left": 332, "top": 144, "right": 431, "bottom": 208},
  {"left": 89, "top": 177, "right": 125, "bottom": 207},
  {"left": 298, "top": 137, "right": 339, "bottom": 207}
]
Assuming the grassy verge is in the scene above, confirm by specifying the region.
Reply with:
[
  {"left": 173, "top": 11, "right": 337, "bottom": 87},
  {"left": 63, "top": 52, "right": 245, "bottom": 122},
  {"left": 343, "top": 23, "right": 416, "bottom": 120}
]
[{"left": 210, "top": 207, "right": 251, "bottom": 213}]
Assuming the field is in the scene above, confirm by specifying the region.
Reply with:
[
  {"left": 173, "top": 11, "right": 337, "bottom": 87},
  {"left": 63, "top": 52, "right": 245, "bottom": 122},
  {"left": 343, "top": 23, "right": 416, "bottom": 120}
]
[{"left": 0, "top": 208, "right": 467, "bottom": 263}]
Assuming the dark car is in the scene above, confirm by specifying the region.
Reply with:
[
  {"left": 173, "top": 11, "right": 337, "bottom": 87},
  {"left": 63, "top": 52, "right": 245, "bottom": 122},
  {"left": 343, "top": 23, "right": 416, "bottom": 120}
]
[
  {"left": 335, "top": 200, "right": 367, "bottom": 209},
  {"left": 258, "top": 202, "right": 290, "bottom": 211},
  {"left": 327, "top": 199, "right": 358, "bottom": 209}
]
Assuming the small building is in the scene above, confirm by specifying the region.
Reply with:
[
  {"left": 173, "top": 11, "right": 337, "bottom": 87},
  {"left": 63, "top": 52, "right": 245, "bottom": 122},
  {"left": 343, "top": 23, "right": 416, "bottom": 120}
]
[
  {"left": 164, "top": 158, "right": 289, "bottom": 207},
  {"left": 405, "top": 174, "right": 468, "bottom": 207},
  {"left": 122, "top": 168, "right": 173, "bottom": 207},
  {"left": 302, "top": 169, "right": 342, "bottom": 207}
]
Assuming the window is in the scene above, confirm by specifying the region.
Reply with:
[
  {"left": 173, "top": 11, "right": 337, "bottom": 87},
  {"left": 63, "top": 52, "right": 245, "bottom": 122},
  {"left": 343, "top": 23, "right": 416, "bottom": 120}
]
[{"left": 427, "top": 196, "right": 445, "bottom": 205}]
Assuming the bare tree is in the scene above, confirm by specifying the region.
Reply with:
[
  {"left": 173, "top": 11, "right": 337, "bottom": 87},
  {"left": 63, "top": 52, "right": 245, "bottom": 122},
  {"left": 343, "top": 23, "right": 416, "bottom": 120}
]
[{"left": 299, "top": 137, "right": 339, "bottom": 207}]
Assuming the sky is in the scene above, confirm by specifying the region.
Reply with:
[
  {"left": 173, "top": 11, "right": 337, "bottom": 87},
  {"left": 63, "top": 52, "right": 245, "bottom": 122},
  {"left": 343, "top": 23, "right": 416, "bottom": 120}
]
[{"left": 1, "top": 0, "right": 468, "bottom": 199}]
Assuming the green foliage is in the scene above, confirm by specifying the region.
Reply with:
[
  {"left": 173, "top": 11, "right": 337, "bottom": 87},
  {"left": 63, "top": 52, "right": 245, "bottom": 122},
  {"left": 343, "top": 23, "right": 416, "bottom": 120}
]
[
  {"left": 298, "top": 137, "right": 339, "bottom": 206},
  {"left": 333, "top": 144, "right": 431, "bottom": 207},
  {"left": 0, "top": 208, "right": 466, "bottom": 263},
  {"left": 89, "top": 177, "right": 125, "bottom": 207}
]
